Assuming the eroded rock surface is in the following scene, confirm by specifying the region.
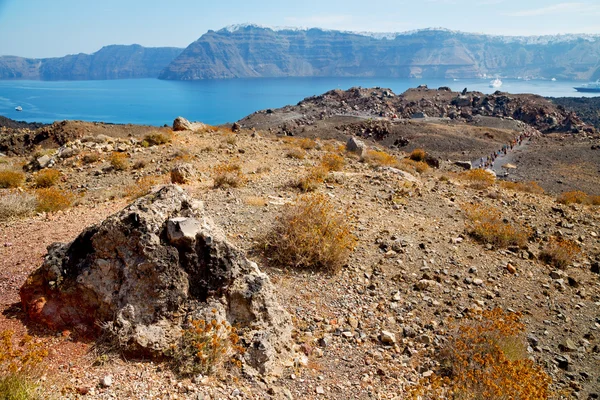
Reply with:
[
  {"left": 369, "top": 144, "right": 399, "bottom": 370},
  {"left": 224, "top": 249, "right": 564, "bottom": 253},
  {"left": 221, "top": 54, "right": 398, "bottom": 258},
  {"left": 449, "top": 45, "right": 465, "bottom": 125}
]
[{"left": 20, "top": 185, "right": 291, "bottom": 375}]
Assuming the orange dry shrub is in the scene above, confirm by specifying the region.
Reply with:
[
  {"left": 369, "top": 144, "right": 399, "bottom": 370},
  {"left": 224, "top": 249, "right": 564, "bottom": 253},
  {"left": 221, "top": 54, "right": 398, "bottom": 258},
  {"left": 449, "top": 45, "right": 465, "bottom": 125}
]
[
  {"left": 34, "top": 168, "right": 61, "bottom": 188},
  {"left": 109, "top": 152, "right": 129, "bottom": 171},
  {"left": 539, "top": 236, "right": 581, "bottom": 269},
  {"left": 460, "top": 169, "right": 496, "bottom": 189},
  {"left": 399, "top": 158, "right": 430, "bottom": 174},
  {"left": 499, "top": 180, "right": 545, "bottom": 195},
  {"left": 557, "top": 190, "right": 600, "bottom": 205},
  {"left": 212, "top": 163, "right": 246, "bottom": 188},
  {"left": 262, "top": 193, "right": 356, "bottom": 273},
  {"left": 295, "top": 166, "right": 328, "bottom": 192},
  {"left": 286, "top": 147, "right": 306, "bottom": 160},
  {"left": 123, "top": 176, "right": 159, "bottom": 199},
  {"left": 35, "top": 188, "right": 73, "bottom": 213},
  {"left": 169, "top": 319, "right": 244, "bottom": 376},
  {"left": 320, "top": 153, "right": 345, "bottom": 171},
  {"left": 409, "top": 148, "right": 426, "bottom": 162},
  {"left": 362, "top": 149, "right": 399, "bottom": 167},
  {"left": 0, "top": 170, "right": 25, "bottom": 188},
  {"left": 143, "top": 131, "right": 173, "bottom": 146},
  {"left": 463, "top": 203, "right": 530, "bottom": 248}
]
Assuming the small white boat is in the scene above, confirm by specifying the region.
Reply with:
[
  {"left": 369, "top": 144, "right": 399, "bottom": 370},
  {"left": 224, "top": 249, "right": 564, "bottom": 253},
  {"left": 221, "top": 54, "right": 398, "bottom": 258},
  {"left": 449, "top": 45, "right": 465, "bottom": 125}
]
[
  {"left": 489, "top": 78, "right": 503, "bottom": 88},
  {"left": 15, "top": 106, "right": 22, "bottom": 111}
]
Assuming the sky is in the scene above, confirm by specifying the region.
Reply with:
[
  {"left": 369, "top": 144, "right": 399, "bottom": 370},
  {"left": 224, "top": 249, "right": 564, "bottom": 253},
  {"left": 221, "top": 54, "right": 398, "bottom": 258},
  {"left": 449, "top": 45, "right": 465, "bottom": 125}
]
[{"left": 0, "top": 0, "right": 599, "bottom": 58}]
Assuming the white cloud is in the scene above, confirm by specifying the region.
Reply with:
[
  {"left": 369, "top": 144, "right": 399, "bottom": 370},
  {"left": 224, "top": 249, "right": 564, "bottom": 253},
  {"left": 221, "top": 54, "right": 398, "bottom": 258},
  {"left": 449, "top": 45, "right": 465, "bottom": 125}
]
[{"left": 507, "top": 2, "right": 600, "bottom": 17}]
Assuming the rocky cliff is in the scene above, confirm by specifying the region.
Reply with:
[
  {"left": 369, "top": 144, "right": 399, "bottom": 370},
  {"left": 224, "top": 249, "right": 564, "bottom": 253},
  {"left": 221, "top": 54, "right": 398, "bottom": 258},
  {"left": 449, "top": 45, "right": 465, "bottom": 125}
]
[
  {"left": 0, "top": 45, "right": 182, "bottom": 80},
  {"left": 160, "top": 25, "right": 600, "bottom": 81}
]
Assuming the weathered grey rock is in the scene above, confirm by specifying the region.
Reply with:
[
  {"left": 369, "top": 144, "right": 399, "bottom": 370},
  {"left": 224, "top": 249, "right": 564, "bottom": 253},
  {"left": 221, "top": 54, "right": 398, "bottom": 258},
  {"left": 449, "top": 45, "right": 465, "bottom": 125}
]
[
  {"left": 454, "top": 160, "right": 472, "bottom": 170},
  {"left": 173, "top": 117, "right": 207, "bottom": 132},
  {"left": 346, "top": 137, "right": 367, "bottom": 157},
  {"left": 170, "top": 163, "right": 196, "bottom": 184},
  {"left": 380, "top": 330, "right": 396, "bottom": 345},
  {"left": 20, "top": 185, "right": 292, "bottom": 376},
  {"left": 36, "top": 154, "right": 54, "bottom": 169}
]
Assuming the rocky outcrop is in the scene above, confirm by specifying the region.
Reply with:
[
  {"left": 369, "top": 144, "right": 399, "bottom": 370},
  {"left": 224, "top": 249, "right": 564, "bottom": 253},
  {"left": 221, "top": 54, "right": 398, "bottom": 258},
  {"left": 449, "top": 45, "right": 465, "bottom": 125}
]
[
  {"left": 20, "top": 185, "right": 292, "bottom": 375},
  {"left": 160, "top": 25, "right": 600, "bottom": 81},
  {"left": 172, "top": 116, "right": 207, "bottom": 132},
  {"left": 0, "top": 45, "right": 182, "bottom": 80}
]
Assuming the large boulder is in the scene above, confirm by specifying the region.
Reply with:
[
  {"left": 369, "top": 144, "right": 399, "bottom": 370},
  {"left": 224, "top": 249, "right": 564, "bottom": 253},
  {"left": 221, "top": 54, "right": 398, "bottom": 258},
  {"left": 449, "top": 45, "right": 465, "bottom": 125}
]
[
  {"left": 20, "top": 185, "right": 292, "bottom": 376},
  {"left": 346, "top": 136, "right": 367, "bottom": 157},
  {"left": 172, "top": 116, "right": 207, "bottom": 132}
]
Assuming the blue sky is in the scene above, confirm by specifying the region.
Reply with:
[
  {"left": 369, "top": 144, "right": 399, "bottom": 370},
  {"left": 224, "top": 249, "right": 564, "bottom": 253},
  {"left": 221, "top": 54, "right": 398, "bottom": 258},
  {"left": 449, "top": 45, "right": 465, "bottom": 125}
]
[{"left": 1, "top": 0, "right": 599, "bottom": 58}]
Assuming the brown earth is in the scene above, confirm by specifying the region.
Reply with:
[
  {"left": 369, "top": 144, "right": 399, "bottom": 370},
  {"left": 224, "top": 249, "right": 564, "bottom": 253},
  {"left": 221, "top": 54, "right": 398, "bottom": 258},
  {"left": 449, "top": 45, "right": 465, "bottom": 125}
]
[{"left": 0, "top": 99, "right": 599, "bottom": 399}]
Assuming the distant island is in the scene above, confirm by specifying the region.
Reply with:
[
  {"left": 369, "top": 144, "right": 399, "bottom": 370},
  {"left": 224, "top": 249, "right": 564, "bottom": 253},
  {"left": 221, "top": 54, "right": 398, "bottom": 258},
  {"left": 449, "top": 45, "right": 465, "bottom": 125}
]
[{"left": 2, "top": 25, "right": 600, "bottom": 81}]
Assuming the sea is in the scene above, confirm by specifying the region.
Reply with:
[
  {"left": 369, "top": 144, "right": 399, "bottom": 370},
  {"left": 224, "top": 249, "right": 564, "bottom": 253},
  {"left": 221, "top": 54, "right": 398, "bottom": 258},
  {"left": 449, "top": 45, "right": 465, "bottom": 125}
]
[{"left": 0, "top": 77, "right": 598, "bottom": 127}]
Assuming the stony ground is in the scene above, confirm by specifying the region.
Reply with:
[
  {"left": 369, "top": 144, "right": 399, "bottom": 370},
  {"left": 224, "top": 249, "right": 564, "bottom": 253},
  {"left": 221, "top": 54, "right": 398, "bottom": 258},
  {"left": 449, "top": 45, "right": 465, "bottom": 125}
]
[{"left": 0, "top": 115, "right": 599, "bottom": 399}]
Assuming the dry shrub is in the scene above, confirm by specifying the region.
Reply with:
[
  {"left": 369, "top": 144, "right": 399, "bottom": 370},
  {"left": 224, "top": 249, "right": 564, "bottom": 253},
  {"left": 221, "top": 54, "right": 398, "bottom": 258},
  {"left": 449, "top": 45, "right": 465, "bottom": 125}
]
[
  {"left": 410, "top": 309, "right": 551, "bottom": 400},
  {"left": 297, "top": 137, "right": 317, "bottom": 150},
  {"left": 0, "top": 192, "right": 37, "bottom": 221},
  {"left": 109, "top": 152, "right": 129, "bottom": 171},
  {"left": 132, "top": 160, "right": 147, "bottom": 170},
  {"left": 0, "top": 329, "right": 49, "bottom": 400},
  {"left": 212, "top": 163, "right": 246, "bottom": 188},
  {"left": 295, "top": 166, "right": 328, "bottom": 192},
  {"left": 320, "top": 153, "right": 345, "bottom": 171},
  {"left": 35, "top": 188, "right": 73, "bottom": 213},
  {"left": 399, "top": 158, "right": 429, "bottom": 174},
  {"left": 499, "top": 180, "right": 545, "bottom": 195},
  {"left": 262, "top": 193, "right": 356, "bottom": 273},
  {"left": 460, "top": 169, "right": 496, "bottom": 189},
  {"left": 557, "top": 190, "right": 599, "bottom": 205},
  {"left": 362, "top": 149, "right": 398, "bottom": 167},
  {"left": 464, "top": 203, "right": 530, "bottom": 248},
  {"left": 123, "top": 176, "right": 159, "bottom": 199},
  {"left": 539, "top": 236, "right": 581, "bottom": 269},
  {"left": 169, "top": 319, "right": 243, "bottom": 377},
  {"left": 244, "top": 196, "right": 267, "bottom": 207},
  {"left": 409, "top": 148, "right": 426, "bottom": 162},
  {"left": 81, "top": 152, "right": 100, "bottom": 164},
  {"left": 0, "top": 170, "right": 25, "bottom": 189},
  {"left": 286, "top": 148, "right": 306, "bottom": 160},
  {"left": 34, "top": 168, "right": 61, "bottom": 188},
  {"left": 143, "top": 131, "right": 172, "bottom": 146},
  {"left": 222, "top": 133, "right": 237, "bottom": 146}
]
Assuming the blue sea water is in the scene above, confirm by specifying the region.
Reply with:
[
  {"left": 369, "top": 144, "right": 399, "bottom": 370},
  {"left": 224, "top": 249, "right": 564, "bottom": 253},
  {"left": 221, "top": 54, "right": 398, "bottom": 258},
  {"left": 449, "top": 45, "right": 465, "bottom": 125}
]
[{"left": 0, "top": 77, "right": 597, "bottom": 127}]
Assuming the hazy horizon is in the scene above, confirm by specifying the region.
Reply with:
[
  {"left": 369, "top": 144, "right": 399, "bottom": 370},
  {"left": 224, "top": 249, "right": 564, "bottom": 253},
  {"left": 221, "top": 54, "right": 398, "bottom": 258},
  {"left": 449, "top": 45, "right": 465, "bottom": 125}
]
[{"left": 1, "top": 0, "right": 599, "bottom": 58}]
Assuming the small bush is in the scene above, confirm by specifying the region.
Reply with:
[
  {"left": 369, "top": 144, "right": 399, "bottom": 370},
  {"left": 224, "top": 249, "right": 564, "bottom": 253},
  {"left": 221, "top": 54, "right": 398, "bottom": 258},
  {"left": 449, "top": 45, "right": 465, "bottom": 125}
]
[
  {"left": 320, "top": 153, "right": 345, "bottom": 171},
  {"left": 262, "top": 193, "right": 356, "bottom": 273},
  {"left": 170, "top": 319, "right": 243, "bottom": 377},
  {"left": 362, "top": 149, "right": 398, "bottom": 167},
  {"left": 223, "top": 133, "right": 237, "bottom": 146},
  {"left": 295, "top": 166, "right": 328, "bottom": 192},
  {"left": 0, "top": 192, "right": 37, "bottom": 221},
  {"left": 132, "top": 160, "right": 147, "bottom": 170},
  {"left": 35, "top": 188, "right": 73, "bottom": 213},
  {"left": 144, "top": 131, "right": 172, "bottom": 146},
  {"left": 460, "top": 169, "right": 496, "bottom": 189},
  {"left": 212, "top": 163, "right": 246, "bottom": 188},
  {"left": 81, "top": 153, "right": 100, "bottom": 165},
  {"left": 297, "top": 138, "right": 317, "bottom": 150},
  {"left": 557, "top": 190, "right": 599, "bottom": 205},
  {"left": 499, "top": 180, "right": 545, "bottom": 195},
  {"left": 464, "top": 203, "right": 530, "bottom": 248},
  {"left": 399, "top": 159, "right": 430, "bottom": 174},
  {"left": 34, "top": 169, "right": 61, "bottom": 188},
  {"left": 109, "top": 152, "right": 129, "bottom": 171},
  {"left": 0, "top": 170, "right": 25, "bottom": 189},
  {"left": 123, "top": 176, "right": 158, "bottom": 199},
  {"left": 286, "top": 148, "right": 306, "bottom": 160},
  {"left": 410, "top": 309, "right": 551, "bottom": 399},
  {"left": 539, "top": 236, "right": 581, "bottom": 269},
  {"left": 409, "top": 148, "right": 426, "bottom": 162}
]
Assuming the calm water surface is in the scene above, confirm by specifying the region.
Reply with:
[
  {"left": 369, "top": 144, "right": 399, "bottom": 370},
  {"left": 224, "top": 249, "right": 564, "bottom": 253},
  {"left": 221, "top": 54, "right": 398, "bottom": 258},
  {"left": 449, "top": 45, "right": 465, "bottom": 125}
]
[{"left": 0, "top": 78, "right": 597, "bottom": 126}]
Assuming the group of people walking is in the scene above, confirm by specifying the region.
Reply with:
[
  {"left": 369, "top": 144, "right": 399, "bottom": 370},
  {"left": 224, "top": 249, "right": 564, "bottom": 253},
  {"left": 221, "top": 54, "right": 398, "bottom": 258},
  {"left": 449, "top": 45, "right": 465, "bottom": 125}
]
[{"left": 478, "top": 128, "right": 537, "bottom": 170}]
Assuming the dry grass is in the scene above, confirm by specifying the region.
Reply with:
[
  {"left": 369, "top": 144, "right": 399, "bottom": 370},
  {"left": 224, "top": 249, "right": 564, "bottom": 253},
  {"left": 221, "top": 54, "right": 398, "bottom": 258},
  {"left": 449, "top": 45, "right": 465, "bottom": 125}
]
[
  {"left": 81, "top": 152, "right": 100, "bottom": 165},
  {"left": 460, "top": 169, "right": 496, "bottom": 190},
  {"left": 557, "top": 190, "right": 600, "bottom": 205},
  {"left": 320, "top": 153, "right": 345, "bottom": 171},
  {"left": 143, "top": 131, "right": 173, "bottom": 146},
  {"left": 361, "top": 149, "right": 399, "bottom": 167},
  {"left": 33, "top": 169, "right": 61, "bottom": 188},
  {"left": 169, "top": 319, "right": 243, "bottom": 377},
  {"left": 212, "top": 163, "right": 246, "bottom": 188},
  {"left": 399, "top": 159, "right": 430, "bottom": 174},
  {"left": 35, "top": 188, "right": 73, "bottom": 213},
  {"left": 0, "top": 170, "right": 25, "bottom": 189},
  {"left": 464, "top": 203, "right": 530, "bottom": 248},
  {"left": 410, "top": 309, "right": 551, "bottom": 400},
  {"left": 244, "top": 196, "right": 267, "bottom": 207},
  {"left": 286, "top": 148, "right": 306, "bottom": 160},
  {"left": 222, "top": 133, "right": 237, "bottom": 146},
  {"left": 0, "top": 192, "right": 38, "bottom": 221},
  {"left": 499, "top": 180, "right": 545, "bottom": 195},
  {"left": 262, "top": 193, "right": 356, "bottom": 273},
  {"left": 109, "top": 152, "right": 129, "bottom": 171},
  {"left": 409, "top": 148, "right": 426, "bottom": 162},
  {"left": 296, "top": 137, "right": 317, "bottom": 150},
  {"left": 539, "top": 236, "right": 581, "bottom": 269},
  {"left": 123, "top": 176, "right": 159, "bottom": 199},
  {"left": 295, "top": 166, "right": 329, "bottom": 192}
]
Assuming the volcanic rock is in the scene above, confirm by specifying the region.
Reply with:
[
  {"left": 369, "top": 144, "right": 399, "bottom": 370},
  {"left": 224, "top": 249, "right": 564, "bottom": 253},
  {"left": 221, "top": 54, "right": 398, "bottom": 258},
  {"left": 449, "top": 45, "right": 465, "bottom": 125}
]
[{"left": 20, "top": 185, "right": 292, "bottom": 375}]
